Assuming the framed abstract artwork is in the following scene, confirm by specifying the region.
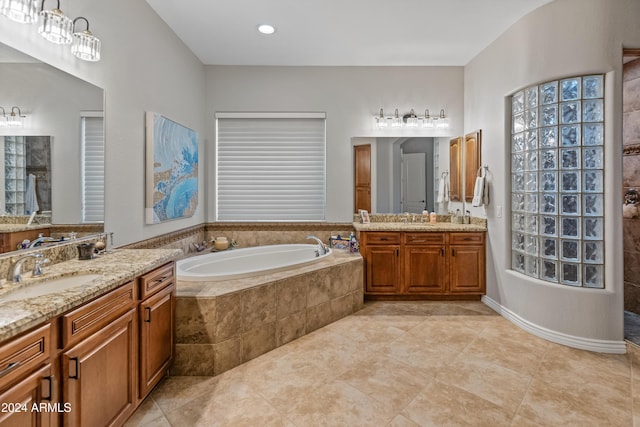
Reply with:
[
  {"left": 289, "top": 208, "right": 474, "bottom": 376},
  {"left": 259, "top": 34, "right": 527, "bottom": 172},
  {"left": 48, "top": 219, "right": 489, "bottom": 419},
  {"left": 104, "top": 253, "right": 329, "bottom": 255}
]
[{"left": 145, "top": 112, "right": 198, "bottom": 224}]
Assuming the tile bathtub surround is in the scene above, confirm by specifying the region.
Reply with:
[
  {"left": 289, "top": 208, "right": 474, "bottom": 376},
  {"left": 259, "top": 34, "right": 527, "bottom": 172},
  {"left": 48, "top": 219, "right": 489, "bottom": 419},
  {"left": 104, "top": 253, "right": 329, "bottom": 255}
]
[
  {"left": 126, "top": 301, "right": 639, "bottom": 427},
  {"left": 172, "top": 250, "right": 363, "bottom": 376}
]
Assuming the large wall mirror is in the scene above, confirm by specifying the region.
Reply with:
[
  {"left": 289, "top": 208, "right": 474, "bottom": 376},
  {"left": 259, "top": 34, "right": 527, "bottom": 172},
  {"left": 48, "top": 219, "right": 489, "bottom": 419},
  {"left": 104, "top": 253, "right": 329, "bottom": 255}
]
[
  {"left": 352, "top": 136, "right": 450, "bottom": 214},
  {"left": 0, "top": 43, "right": 105, "bottom": 254}
]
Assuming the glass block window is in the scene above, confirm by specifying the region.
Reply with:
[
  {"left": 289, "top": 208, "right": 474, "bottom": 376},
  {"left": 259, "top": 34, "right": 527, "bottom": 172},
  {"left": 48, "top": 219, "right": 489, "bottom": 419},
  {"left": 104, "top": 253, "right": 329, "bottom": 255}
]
[{"left": 511, "top": 75, "right": 604, "bottom": 288}]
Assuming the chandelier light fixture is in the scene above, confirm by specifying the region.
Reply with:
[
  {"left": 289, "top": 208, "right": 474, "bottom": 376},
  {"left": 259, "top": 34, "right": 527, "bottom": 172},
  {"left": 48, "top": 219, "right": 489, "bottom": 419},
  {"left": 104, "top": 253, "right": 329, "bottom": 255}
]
[
  {"left": 0, "top": 0, "right": 37, "bottom": 23},
  {"left": 71, "top": 17, "right": 100, "bottom": 61},
  {"left": 375, "top": 108, "right": 449, "bottom": 130},
  {"left": 37, "top": 0, "right": 73, "bottom": 44},
  {"left": 0, "top": 0, "right": 102, "bottom": 62}
]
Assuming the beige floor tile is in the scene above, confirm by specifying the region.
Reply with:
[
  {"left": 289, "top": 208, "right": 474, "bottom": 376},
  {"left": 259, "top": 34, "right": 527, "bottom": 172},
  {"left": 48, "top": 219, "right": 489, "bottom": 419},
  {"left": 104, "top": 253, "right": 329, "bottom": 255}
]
[
  {"left": 387, "top": 414, "right": 421, "bottom": 427},
  {"left": 402, "top": 380, "right": 513, "bottom": 427},
  {"left": 458, "top": 329, "right": 548, "bottom": 376},
  {"left": 338, "top": 354, "right": 434, "bottom": 413},
  {"left": 281, "top": 380, "right": 396, "bottom": 427},
  {"left": 381, "top": 330, "right": 462, "bottom": 372},
  {"left": 163, "top": 392, "right": 292, "bottom": 427},
  {"left": 123, "top": 397, "right": 168, "bottom": 427},
  {"left": 135, "top": 301, "right": 638, "bottom": 427},
  {"left": 436, "top": 358, "right": 532, "bottom": 415},
  {"left": 536, "top": 344, "right": 631, "bottom": 394},
  {"left": 517, "top": 377, "right": 633, "bottom": 427},
  {"left": 405, "top": 317, "right": 483, "bottom": 352}
]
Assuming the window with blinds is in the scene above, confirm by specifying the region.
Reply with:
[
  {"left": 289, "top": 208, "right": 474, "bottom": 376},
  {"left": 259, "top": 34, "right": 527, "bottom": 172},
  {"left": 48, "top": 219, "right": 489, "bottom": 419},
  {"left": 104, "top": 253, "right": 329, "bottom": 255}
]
[
  {"left": 216, "top": 113, "right": 326, "bottom": 221},
  {"left": 81, "top": 114, "right": 105, "bottom": 223}
]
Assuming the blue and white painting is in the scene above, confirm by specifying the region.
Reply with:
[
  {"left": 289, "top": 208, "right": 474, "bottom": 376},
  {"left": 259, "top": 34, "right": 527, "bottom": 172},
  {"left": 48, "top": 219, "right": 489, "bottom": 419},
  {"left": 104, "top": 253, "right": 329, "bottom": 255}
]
[{"left": 145, "top": 112, "right": 198, "bottom": 224}]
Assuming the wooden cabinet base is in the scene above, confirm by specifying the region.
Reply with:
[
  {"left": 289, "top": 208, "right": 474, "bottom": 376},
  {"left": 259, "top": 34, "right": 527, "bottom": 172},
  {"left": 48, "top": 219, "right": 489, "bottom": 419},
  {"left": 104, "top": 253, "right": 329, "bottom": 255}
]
[{"left": 360, "top": 231, "right": 485, "bottom": 299}]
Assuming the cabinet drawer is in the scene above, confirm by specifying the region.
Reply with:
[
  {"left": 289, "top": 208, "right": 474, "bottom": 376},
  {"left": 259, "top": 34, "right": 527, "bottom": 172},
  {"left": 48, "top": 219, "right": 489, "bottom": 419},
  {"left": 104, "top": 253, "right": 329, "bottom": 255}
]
[
  {"left": 139, "top": 262, "right": 175, "bottom": 300},
  {"left": 363, "top": 232, "right": 401, "bottom": 245},
  {"left": 0, "top": 323, "right": 50, "bottom": 390},
  {"left": 404, "top": 233, "right": 445, "bottom": 245},
  {"left": 450, "top": 232, "right": 485, "bottom": 245},
  {"left": 62, "top": 281, "right": 135, "bottom": 347}
]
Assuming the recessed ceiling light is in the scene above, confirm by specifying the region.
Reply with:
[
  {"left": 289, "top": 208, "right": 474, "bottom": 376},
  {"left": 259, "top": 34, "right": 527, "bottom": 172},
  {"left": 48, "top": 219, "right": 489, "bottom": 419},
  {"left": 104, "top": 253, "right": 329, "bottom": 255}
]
[{"left": 257, "top": 24, "right": 276, "bottom": 35}]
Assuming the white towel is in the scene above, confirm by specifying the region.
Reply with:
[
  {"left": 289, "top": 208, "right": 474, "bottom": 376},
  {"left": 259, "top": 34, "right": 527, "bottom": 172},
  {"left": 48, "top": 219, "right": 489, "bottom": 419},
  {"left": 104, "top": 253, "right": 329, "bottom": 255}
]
[
  {"left": 25, "top": 173, "right": 39, "bottom": 214},
  {"left": 437, "top": 178, "right": 449, "bottom": 203},
  {"left": 471, "top": 177, "right": 490, "bottom": 207}
]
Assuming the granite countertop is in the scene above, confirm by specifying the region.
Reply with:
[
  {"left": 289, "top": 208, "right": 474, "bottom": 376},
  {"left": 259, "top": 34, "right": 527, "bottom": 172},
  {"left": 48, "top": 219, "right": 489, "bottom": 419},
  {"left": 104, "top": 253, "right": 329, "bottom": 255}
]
[
  {"left": 0, "top": 248, "right": 183, "bottom": 342},
  {"left": 352, "top": 222, "right": 487, "bottom": 232},
  {"left": 0, "top": 223, "right": 52, "bottom": 233}
]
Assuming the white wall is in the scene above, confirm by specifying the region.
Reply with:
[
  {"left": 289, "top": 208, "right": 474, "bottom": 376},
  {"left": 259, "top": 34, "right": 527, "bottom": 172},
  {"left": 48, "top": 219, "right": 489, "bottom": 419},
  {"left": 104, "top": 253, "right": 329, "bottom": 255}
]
[
  {"left": 0, "top": 63, "right": 102, "bottom": 223},
  {"left": 465, "top": 0, "right": 640, "bottom": 346},
  {"left": 0, "top": 0, "right": 207, "bottom": 246},
  {"left": 205, "top": 66, "right": 464, "bottom": 222}
]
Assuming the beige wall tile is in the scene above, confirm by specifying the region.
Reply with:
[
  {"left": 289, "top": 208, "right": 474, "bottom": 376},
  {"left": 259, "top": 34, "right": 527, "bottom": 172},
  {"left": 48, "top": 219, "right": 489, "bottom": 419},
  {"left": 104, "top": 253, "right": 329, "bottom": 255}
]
[
  {"left": 307, "top": 272, "right": 332, "bottom": 307},
  {"left": 624, "top": 77, "right": 640, "bottom": 113},
  {"left": 175, "top": 297, "right": 216, "bottom": 344},
  {"left": 624, "top": 156, "right": 640, "bottom": 187},
  {"left": 242, "top": 322, "right": 276, "bottom": 362},
  {"left": 276, "top": 311, "right": 306, "bottom": 347},
  {"left": 171, "top": 344, "right": 215, "bottom": 376},
  {"left": 242, "top": 284, "right": 276, "bottom": 332},
  {"left": 625, "top": 58, "right": 640, "bottom": 82},
  {"left": 331, "top": 294, "right": 353, "bottom": 321},
  {"left": 214, "top": 292, "right": 243, "bottom": 343},
  {"left": 306, "top": 301, "right": 333, "bottom": 332},
  {"left": 624, "top": 110, "right": 640, "bottom": 146},
  {"left": 276, "top": 277, "right": 308, "bottom": 319},
  {"left": 625, "top": 282, "right": 640, "bottom": 313},
  {"left": 214, "top": 337, "right": 242, "bottom": 376}
]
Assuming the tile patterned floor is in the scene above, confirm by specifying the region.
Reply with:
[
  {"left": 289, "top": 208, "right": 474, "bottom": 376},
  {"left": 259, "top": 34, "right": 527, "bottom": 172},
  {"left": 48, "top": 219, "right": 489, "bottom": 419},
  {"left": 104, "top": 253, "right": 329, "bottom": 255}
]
[{"left": 126, "top": 301, "right": 640, "bottom": 427}]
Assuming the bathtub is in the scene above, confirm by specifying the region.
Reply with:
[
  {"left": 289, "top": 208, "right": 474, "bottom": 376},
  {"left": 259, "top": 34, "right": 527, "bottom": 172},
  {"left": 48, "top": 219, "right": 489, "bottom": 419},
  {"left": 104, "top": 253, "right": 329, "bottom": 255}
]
[{"left": 177, "top": 244, "right": 332, "bottom": 282}]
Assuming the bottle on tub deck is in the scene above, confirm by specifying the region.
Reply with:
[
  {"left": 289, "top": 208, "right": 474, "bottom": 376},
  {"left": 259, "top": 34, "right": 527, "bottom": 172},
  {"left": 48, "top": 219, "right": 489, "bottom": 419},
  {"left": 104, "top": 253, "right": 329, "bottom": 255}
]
[
  {"left": 422, "top": 209, "right": 429, "bottom": 223},
  {"left": 349, "top": 232, "right": 359, "bottom": 254},
  {"left": 429, "top": 211, "right": 437, "bottom": 223}
]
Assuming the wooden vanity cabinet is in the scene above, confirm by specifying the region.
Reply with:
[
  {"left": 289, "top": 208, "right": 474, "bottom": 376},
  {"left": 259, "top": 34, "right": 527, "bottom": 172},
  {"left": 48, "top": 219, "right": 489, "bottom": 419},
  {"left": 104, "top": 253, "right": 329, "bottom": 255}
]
[
  {"left": 361, "top": 231, "right": 485, "bottom": 299},
  {"left": 0, "top": 323, "right": 55, "bottom": 427},
  {"left": 61, "top": 282, "right": 137, "bottom": 427},
  {"left": 0, "top": 261, "right": 176, "bottom": 427},
  {"left": 361, "top": 232, "right": 401, "bottom": 294},
  {"left": 449, "top": 233, "right": 486, "bottom": 294},
  {"left": 138, "top": 263, "right": 175, "bottom": 399},
  {"left": 403, "top": 233, "right": 447, "bottom": 294}
]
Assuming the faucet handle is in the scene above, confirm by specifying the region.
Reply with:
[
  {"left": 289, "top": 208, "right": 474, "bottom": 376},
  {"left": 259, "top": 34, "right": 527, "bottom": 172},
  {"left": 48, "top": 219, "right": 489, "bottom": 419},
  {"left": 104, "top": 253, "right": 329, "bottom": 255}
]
[{"left": 33, "top": 257, "right": 50, "bottom": 276}]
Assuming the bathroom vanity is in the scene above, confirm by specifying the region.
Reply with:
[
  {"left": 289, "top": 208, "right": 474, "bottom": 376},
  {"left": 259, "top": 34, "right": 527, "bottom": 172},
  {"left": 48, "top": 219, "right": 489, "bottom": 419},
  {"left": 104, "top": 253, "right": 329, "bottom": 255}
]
[
  {"left": 355, "top": 220, "right": 486, "bottom": 300},
  {"left": 0, "top": 224, "right": 50, "bottom": 253},
  {"left": 0, "top": 249, "right": 179, "bottom": 427}
]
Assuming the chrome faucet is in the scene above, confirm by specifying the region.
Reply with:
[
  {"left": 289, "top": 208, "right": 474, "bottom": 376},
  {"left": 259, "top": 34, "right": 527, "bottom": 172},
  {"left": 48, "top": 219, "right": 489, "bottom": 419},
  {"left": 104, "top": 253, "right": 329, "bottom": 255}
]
[
  {"left": 6, "top": 253, "right": 44, "bottom": 282},
  {"left": 306, "top": 235, "right": 329, "bottom": 256}
]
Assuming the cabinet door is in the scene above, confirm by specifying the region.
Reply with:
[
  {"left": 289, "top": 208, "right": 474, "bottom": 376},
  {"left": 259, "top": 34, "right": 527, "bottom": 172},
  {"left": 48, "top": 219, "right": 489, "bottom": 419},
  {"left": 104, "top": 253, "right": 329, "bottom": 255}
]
[
  {"left": 0, "top": 364, "right": 54, "bottom": 427},
  {"left": 62, "top": 309, "right": 136, "bottom": 427},
  {"left": 139, "top": 284, "right": 174, "bottom": 398},
  {"left": 404, "top": 246, "right": 447, "bottom": 294},
  {"left": 449, "top": 137, "right": 462, "bottom": 202},
  {"left": 364, "top": 245, "right": 401, "bottom": 294},
  {"left": 449, "top": 245, "right": 485, "bottom": 294}
]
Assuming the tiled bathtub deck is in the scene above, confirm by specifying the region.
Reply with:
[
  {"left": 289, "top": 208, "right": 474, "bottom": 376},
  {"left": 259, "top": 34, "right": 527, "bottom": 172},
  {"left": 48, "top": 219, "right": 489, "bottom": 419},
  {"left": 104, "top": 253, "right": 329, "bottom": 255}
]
[{"left": 127, "top": 300, "right": 639, "bottom": 426}]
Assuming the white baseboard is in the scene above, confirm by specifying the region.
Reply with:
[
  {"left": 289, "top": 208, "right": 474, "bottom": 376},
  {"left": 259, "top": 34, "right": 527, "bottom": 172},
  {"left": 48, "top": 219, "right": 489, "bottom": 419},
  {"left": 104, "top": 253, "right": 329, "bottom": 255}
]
[{"left": 482, "top": 295, "right": 627, "bottom": 354}]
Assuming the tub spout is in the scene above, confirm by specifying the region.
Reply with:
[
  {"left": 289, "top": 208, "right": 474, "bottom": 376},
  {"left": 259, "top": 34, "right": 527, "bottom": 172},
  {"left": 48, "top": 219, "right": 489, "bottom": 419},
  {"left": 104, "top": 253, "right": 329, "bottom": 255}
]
[{"left": 306, "top": 235, "right": 328, "bottom": 256}]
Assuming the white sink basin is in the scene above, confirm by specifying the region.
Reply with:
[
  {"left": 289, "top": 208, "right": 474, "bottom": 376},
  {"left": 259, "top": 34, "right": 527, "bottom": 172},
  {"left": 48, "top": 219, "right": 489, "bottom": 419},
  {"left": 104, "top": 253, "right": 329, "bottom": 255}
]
[{"left": 0, "top": 273, "right": 102, "bottom": 303}]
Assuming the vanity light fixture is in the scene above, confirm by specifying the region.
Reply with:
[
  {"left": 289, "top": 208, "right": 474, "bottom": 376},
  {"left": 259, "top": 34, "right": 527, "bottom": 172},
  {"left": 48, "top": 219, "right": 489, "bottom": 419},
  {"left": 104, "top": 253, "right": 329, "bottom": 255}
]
[
  {"left": 37, "top": 0, "right": 73, "bottom": 45},
  {"left": 375, "top": 108, "right": 387, "bottom": 128},
  {"left": 0, "top": 0, "right": 37, "bottom": 23},
  {"left": 375, "top": 107, "right": 450, "bottom": 129},
  {"left": 7, "top": 106, "right": 26, "bottom": 127},
  {"left": 71, "top": 17, "right": 100, "bottom": 62},
  {"left": 258, "top": 24, "right": 276, "bottom": 35},
  {"left": 0, "top": 107, "right": 8, "bottom": 127}
]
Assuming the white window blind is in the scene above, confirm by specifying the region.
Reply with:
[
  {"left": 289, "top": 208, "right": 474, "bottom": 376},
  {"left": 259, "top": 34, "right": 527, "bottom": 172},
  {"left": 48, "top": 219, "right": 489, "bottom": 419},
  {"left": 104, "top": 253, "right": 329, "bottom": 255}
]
[
  {"left": 81, "top": 115, "right": 105, "bottom": 222},
  {"left": 216, "top": 114, "right": 326, "bottom": 221}
]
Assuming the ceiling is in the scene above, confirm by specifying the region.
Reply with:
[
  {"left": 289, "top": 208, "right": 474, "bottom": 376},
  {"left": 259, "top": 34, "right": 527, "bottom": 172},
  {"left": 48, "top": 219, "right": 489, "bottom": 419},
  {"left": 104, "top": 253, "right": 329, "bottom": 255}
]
[{"left": 146, "top": 0, "right": 554, "bottom": 66}]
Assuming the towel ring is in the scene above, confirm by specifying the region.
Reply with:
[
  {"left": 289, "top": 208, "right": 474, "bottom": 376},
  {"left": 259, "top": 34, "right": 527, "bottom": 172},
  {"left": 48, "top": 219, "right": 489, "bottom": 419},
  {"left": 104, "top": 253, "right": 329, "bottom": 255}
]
[{"left": 477, "top": 165, "right": 488, "bottom": 177}]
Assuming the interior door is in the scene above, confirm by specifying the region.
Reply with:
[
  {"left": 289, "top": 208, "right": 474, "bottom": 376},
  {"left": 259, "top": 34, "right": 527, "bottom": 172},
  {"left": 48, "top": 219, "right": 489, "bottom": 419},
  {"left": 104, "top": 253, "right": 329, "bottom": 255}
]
[
  {"left": 402, "top": 153, "right": 426, "bottom": 213},
  {"left": 353, "top": 144, "right": 371, "bottom": 213}
]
